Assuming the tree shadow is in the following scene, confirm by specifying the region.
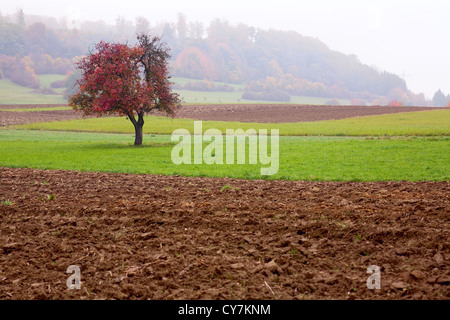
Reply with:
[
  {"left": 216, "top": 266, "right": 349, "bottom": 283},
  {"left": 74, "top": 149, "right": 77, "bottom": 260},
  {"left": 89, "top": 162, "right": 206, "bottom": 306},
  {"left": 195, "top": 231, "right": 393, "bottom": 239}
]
[{"left": 64, "top": 142, "right": 175, "bottom": 151}]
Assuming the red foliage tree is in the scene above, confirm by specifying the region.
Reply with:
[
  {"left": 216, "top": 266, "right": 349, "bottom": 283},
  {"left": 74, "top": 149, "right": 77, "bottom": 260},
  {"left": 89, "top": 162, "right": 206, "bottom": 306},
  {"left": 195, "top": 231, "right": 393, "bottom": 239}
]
[
  {"left": 68, "top": 34, "right": 181, "bottom": 145},
  {"left": 388, "top": 100, "right": 403, "bottom": 107}
]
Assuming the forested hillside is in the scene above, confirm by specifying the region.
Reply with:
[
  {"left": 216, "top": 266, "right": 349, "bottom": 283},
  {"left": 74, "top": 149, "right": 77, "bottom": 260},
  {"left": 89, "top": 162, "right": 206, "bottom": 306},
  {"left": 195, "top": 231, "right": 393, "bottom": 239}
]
[{"left": 0, "top": 11, "right": 445, "bottom": 105}]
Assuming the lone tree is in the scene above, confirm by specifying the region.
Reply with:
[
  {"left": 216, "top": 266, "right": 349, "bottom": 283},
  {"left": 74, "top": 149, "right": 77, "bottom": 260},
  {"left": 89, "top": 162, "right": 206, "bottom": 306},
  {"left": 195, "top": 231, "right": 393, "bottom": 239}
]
[{"left": 69, "top": 34, "right": 181, "bottom": 145}]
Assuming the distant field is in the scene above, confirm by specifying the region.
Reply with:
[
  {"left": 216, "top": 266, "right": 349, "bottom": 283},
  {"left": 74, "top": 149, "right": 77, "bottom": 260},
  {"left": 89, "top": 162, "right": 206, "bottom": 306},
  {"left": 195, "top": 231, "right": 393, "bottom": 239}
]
[
  {"left": 0, "top": 130, "right": 448, "bottom": 181},
  {"left": 174, "top": 89, "right": 347, "bottom": 105},
  {"left": 38, "top": 74, "right": 66, "bottom": 88},
  {"left": 12, "top": 109, "right": 450, "bottom": 136},
  {"left": 0, "top": 106, "right": 71, "bottom": 112},
  {"left": 172, "top": 77, "right": 350, "bottom": 104},
  {"left": 0, "top": 75, "right": 66, "bottom": 104},
  {"left": 172, "top": 77, "right": 245, "bottom": 91},
  {"left": 0, "top": 74, "right": 349, "bottom": 105}
]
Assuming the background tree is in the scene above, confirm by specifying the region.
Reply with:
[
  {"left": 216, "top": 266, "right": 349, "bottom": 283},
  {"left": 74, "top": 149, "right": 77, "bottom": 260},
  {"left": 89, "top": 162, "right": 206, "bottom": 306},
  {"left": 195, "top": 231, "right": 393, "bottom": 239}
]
[
  {"left": 188, "top": 21, "right": 204, "bottom": 40},
  {"left": 176, "top": 13, "right": 188, "bottom": 43},
  {"left": 135, "top": 16, "right": 150, "bottom": 35},
  {"left": 68, "top": 34, "right": 180, "bottom": 145},
  {"left": 63, "top": 68, "right": 82, "bottom": 99},
  {"left": 175, "top": 46, "right": 216, "bottom": 80},
  {"left": 0, "top": 54, "right": 39, "bottom": 88},
  {"left": 432, "top": 89, "right": 448, "bottom": 107},
  {"left": 16, "top": 8, "right": 25, "bottom": 26}
]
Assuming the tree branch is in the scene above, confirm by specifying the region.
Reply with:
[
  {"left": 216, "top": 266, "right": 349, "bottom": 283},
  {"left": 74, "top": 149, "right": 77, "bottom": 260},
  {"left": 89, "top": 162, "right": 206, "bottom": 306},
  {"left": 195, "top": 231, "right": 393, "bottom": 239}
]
[{"left": 127, "top": 111, "right": 137, "bottom": 126}]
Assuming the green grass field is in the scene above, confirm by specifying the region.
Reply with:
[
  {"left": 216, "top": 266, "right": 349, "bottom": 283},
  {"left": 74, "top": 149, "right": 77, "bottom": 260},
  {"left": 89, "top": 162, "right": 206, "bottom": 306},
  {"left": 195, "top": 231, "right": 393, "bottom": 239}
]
[
  {"left": 38, "top": 74, "right": 65, "bottom": 88},
  {"left": 0, "top": 79, "right": 67, "bottom": 104},
  {"left": 1, "top": 81, "right": 448, "bottom": 182},
  {"left": 172, "top": 77, "right": 246, "bottom": 90},
  {"left": 0, "top": 130, "right": 448, "bottom": 181},
  {"left": 13, "top": 109, "right": 450, "bottom": 136},
  {"left": 172, "top": 77, "right": 350, "bottom": 104},
  {"left": 173, "top": 88, "right": 341, "bottom": 105}
]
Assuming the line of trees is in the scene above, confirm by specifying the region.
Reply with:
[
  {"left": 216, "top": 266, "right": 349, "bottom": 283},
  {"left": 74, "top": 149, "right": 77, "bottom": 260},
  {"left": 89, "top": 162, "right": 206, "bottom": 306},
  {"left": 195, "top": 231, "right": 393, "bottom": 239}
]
[
  {"left": 432, "top": 89, "right": 450, "bottom": 107},
  {"left": 0, "top": 10, "right": 444, "bottom": 106},
  {"left": 0, "top": 13, "right": 79, "bottom": 88},
  {"left": 0, "top": 54, "right": 39, "bottom": 88}
]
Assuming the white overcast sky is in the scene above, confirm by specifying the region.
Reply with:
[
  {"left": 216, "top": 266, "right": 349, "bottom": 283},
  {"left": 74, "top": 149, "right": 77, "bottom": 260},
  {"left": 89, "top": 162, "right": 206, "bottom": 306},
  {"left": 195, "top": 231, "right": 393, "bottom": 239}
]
[{"left": 2, "top": 0, "right": 449, "bottom": 98}]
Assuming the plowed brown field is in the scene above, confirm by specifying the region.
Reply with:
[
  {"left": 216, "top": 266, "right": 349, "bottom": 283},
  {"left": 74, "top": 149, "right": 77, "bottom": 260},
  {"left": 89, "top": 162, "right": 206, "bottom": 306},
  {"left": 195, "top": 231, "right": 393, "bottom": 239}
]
[
  {"left": 0, "top": 107, "right": 80, "bottom": 126},
  {"left": 0, "top": 104, "right": 438, "bottom": 126},
  {"left": 171, "top": 104, "right": 438, "bottom": 123},
  {"left": 0, "top": 168, "right": 448, "bottom": 300}
]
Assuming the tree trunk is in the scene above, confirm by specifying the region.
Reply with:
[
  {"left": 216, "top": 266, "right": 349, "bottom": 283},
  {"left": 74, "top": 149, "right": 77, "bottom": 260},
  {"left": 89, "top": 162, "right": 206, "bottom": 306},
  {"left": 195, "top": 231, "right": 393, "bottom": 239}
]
[
  {"left": 128, "top": 111, "right": 145, "bottom": 146},
  {"left": 133, "top": 122, "right": 143, "bottom": 146}
]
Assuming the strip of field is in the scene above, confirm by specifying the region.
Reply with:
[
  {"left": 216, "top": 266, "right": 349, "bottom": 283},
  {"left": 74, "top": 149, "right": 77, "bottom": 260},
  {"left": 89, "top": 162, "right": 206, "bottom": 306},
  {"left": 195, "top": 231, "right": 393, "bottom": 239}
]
[
  {"left": 0, "top": 130, "right": 448, "bottom": 181},
  {"left": 174, "top": 88, "right": 346, "bottom": 104},
  {"left": 0, "top": 104, "right": 68, "bottom": 109},
  {"left": 0, "top": 109, "right": 79, "bottom": 127},
  {"left": 172, "top": 104, "right": 438, "bottom": 123},
  {"left": 0, "top": 79, "right": 66, "bottom": 104},
  {"left": 0, "top": 75, "right": 346, "bottom": 105},
  {"left": 0, "top": 107, "right": 71, "bottom": 112},
  {"left": 11, "top": 109, "right": 450, "bottom": 136}
]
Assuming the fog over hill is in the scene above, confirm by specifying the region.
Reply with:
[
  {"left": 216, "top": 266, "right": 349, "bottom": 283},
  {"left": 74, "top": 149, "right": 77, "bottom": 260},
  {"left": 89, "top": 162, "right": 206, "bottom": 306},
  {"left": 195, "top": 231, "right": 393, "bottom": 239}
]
[{"left": 1, "top": 4, "right": 449, "bottom": 106}]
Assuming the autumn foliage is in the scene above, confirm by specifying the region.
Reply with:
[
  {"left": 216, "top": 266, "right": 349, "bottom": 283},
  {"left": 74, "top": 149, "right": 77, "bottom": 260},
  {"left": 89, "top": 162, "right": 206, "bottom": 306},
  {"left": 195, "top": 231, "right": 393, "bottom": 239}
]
[
  {"left": 388, "top": 100, "right": 404, "bottom": 107},
  {"left": 0, "top": 55, "right": 39, "bottom": 88},
  {"left": 69, "top": 35, "right": 180, "bottom": 145},
  {"left": 175, "top": 47, "right": 216, "bottom": 80}
]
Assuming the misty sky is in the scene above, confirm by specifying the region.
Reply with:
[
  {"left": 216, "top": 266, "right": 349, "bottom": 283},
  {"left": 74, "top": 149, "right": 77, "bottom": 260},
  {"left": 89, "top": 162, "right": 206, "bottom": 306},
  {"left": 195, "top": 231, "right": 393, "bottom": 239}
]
[{"left": 2, "top": 0, "right": 449, "bottom": 98}]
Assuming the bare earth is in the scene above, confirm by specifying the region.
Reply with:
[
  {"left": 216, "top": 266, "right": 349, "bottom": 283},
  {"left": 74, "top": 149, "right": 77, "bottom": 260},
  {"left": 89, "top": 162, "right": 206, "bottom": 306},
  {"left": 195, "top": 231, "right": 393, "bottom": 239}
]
[
  {"left": 0, "top": 104, "right": 448, "bottom": 300},
  {"left": 0, "top": 104, "right": 438, "bottom": 126},
  {"left": 0, "top": 104, "right": 103, "bottom": 127},
  {"left": 171, "top": 104, "right": 438, "bottom": 123},
  {"left": 0, "top": 168, "right": 448, "bottom": 300}
]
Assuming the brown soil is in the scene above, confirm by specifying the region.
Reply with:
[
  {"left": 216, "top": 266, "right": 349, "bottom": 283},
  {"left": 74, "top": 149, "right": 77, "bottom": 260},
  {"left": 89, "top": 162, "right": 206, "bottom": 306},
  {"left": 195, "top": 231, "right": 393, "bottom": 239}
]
[
  {"left": 0, "top": 104, "right": 439, "bottom": 126},
  {"left": 1, "top": 167, "right": 448, "bottom": 300},
  {"left": 171, "top": 104, "right": 438, "bottom": 123},
  {"left": 0, "top": 104, "right": 69, "bottom": 109},
  {"left": 0, "top": 105, "right": 81, "bottom": 127}
]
